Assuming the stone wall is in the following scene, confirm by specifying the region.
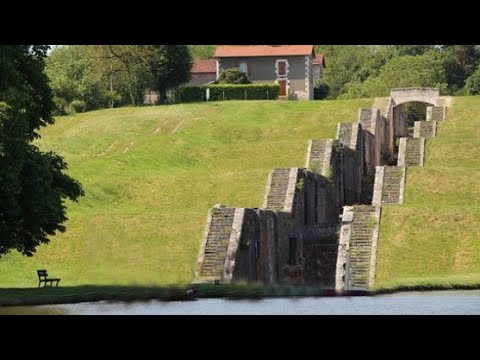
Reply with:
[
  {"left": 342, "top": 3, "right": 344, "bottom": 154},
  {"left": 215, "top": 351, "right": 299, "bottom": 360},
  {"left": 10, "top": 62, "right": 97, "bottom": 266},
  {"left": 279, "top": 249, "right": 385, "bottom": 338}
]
[
  {"left": 398, "top": 138, "right": 425, "bottom": 167},
  {"left": 372, "top": 166, "right": 406, "bottom": 206},
  {"left": 334, "top": 91, "right": 447, "bottom": 292},
  {"left": 196, "top": 103, "right": 392, "bottom": 286},
  {"left": 414, "top": 121, "right": 437, "bottom": 138},
  {"left": 428, "top": 106, "right": 447, "bottom": 121},
  {"left": 196, "top": 206, "right": 236, "bottom": 282},
  {"left": 195, "top": 87, "right": 447, "bottom": 290},
  {"left": 390, "top": 87, "right": 439, "bottom": 106},
  {"left": 335, "top": 205, "right": 381, "bottom": 291}
]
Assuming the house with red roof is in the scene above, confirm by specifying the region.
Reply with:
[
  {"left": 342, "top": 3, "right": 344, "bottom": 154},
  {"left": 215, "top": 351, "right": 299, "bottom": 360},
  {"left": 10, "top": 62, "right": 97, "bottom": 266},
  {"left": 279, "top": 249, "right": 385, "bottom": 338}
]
[
  {"left": 313, "top": 54, "right": 326, "bottom": 82},
  {"left": 188, "top": 59, "right": 217, "bottom": 85},
  {"left": 215, "top": 45, "right": 322, "bottom": 100}
]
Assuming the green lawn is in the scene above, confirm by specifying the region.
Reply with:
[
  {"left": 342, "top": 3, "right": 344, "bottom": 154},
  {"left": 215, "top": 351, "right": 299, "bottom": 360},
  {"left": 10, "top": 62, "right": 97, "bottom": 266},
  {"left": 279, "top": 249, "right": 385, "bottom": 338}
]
[
  {"left": 0, "top": 99, "right": 371, "bottom": 287},
  {"left": 375, "top": 96, "right": 480, "bottom": 289}
]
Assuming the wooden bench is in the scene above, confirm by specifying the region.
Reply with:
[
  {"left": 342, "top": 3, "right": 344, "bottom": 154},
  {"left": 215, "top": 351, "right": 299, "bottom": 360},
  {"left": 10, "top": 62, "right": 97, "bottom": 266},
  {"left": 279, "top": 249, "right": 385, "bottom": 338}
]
[{"left": 37, "top": 269, "right": 61, "bottom": 288}]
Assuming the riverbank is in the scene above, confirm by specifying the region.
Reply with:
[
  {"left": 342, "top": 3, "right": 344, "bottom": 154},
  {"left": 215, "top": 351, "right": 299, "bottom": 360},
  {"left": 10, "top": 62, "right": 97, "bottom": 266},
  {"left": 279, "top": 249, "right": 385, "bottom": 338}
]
[
  {"left": 1, "top": 282, "right": 479, "bottom": 307},
  {"left": 0, "top": 284, "right": 331, "bottom": 306}
]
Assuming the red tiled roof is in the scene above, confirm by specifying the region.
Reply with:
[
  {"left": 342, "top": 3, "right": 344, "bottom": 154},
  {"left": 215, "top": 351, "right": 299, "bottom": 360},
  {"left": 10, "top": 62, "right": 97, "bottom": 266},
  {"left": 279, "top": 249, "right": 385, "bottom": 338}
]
[
  {"left": 215, "top": 45, "right": 315, "bottom": 58},
  {"left": 191, "top": 59, "right": 217, "bottom": 73},
  {"left": 313, "top": 54, "right": 325, "bottom": 67}
]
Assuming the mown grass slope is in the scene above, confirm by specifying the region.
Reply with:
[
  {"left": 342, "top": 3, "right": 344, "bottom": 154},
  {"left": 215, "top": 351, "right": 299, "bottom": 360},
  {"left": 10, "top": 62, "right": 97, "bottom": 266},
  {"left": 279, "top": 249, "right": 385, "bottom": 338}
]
[
  {"left": 0, "top": 99, "right": 371, "bottom": 287},
  {"left": 376, "top": 96, "right": 480, "bottom": 289}
]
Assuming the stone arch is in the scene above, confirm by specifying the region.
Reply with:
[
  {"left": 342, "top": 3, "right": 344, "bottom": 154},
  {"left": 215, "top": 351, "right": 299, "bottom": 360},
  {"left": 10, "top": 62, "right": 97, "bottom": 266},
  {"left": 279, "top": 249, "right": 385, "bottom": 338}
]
[{"left": 390, "top": 87, "right": 439, "bottom": 107}]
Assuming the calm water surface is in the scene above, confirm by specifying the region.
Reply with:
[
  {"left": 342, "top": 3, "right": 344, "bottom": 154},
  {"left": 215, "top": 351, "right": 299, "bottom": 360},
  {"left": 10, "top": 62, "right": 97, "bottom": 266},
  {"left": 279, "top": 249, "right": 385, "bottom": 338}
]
[{"left": 1, "top": 290, "right": 479, "bottom": 315}]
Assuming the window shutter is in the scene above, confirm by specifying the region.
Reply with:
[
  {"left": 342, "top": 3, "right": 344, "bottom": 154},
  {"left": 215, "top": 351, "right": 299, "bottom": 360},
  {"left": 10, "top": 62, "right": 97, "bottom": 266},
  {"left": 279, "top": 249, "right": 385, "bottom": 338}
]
[
  {"left": 278, "top": 61, "right": 286, "bottom": 76},
  {"left": 247, "top": 63, "right": 252, "bottom": 77}
]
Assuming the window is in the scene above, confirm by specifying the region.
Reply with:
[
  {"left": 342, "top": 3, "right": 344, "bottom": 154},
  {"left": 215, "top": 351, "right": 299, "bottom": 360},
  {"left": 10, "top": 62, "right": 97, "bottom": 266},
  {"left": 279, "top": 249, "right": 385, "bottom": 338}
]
[
  {"left": 277, "top": 61, "right": 287, "bottom": 76},
  {"left": 239, "top": 62, "right": 248, "bottom": 74}
]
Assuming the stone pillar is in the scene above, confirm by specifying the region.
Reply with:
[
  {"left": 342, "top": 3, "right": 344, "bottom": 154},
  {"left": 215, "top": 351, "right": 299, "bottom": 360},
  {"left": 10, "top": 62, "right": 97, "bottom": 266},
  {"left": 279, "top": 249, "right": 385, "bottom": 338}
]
[
  {"left": 372, "top": 166, "right": 385, "bottom": 206},
  {"left": 335, "top": 206, "right": 353, "bottom": 293},
  {"left": 223, "top": 208, "right": 246, "bottom": 281}
]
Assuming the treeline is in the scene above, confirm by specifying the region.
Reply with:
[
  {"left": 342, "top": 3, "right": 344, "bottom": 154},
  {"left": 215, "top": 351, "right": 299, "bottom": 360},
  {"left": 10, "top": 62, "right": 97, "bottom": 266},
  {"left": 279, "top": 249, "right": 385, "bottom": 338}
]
[
  {"left": 45, "top": 45, "right": 191, "bottom": 114},
  {"left": 314, "top": 45, "right": 480, "bottom": 99},
  {"left": 46, "top": 45, "right": 480, "bottom": 114}
]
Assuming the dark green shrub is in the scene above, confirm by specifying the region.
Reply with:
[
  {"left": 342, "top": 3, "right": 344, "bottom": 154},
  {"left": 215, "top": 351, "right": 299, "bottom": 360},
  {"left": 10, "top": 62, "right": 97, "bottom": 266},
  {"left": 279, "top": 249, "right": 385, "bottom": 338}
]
[
  {"left": 207, "top": 84, "right": 279, "bottom": 100},
  {"left": 217, "top": 68, "right": 250, "bottom": 84},
  {"left": 176, "top": 85, "right": 205, "bottom": 103},
  {"left": 52, "top": 97, "right": 68, "bottom": 115},
  {"left": 70, "top": 100, "right": 87, "bottom": 113},
  {"left": 176, "top": 84, "right": 279, "bottom": 103},
  {"left": 314, "top": 80, "right": 330, "bottom": 100},
  {"left": 465, "top": 68, "right": 480, "bottom": 95}
]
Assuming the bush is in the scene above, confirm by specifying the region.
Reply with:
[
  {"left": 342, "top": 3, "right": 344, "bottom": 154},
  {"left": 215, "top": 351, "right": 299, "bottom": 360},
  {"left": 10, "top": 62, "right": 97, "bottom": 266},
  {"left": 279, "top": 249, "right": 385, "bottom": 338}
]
[
  {"left": 106, "top": 91, "right": 122, "bottom": 107},
  {"left": 176, "top": 85, "right": 205, "bottom": 103},
  {"left": 70, "top": 100, "right": 87, "bottom": 113},
  {"left": 52, "top": 97, "right": 68, "bottom": 115},
  {"left": 314, "top": 80, "right": 330, "bottom": 100},
  {"left": 208, "top": 84, "right": 279, "bottom": 100},
  {"left": 217, "top": 68, "right": 250, "bottom": 84},
  {"left": 465, "top": 67, "right": 480, "bottom": 95},
  {"left": 176, "top": 84, "right": 279, "bottom": 103}
]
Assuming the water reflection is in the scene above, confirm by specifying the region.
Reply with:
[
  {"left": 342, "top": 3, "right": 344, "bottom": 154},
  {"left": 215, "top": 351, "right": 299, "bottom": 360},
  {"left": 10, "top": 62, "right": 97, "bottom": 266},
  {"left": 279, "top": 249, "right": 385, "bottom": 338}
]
[{"left": 1, "top": 290, "right": 479, "bottom": 315}]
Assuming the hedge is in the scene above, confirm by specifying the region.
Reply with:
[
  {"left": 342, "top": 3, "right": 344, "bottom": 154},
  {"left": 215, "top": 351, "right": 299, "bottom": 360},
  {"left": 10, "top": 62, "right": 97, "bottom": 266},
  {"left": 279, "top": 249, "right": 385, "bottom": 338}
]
[{"left": 175, "top": 84, "right": 279, "bottom": 103}]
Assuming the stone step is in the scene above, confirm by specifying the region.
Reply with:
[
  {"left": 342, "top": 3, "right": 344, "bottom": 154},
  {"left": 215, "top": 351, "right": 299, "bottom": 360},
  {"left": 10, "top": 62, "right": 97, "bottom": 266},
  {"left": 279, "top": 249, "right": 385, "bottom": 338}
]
[
  {"left": 198, "top": 207, "right": 236, "bottom": 279},
  {"left": 342, "top": 206, "right": 379, "bottom": 291},
  {"left": 265, "top": 169, "right": 291, "bottom": 210}
]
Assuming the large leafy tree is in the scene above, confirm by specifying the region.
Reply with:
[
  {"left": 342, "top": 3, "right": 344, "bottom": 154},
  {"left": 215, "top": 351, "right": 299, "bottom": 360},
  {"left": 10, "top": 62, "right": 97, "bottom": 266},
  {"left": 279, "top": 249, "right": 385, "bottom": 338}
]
[
  {"left": 142, "top": 45, "right": 192, "bottom": 103},
  {"left": 105, "top": 45, "right": 153, "bottom": 106},
  {"left": 315, "top": 45, "right": 373, "bottom": 98},
  {"left": 441, "top": 45, "right": 480, "bottom": 93},
  {"left": 0, "top": 45, "right": 84, "bottom": 257}
]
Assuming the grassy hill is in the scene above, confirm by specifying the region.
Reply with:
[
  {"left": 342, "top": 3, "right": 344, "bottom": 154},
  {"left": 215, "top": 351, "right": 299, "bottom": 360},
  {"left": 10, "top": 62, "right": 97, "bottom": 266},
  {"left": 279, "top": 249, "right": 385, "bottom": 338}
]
[
  {"left": 0, "top": 99, "right": 371, "bottom": 287},
  {"left": 2, "top": 97, "right": 478, "bottom": 291},
  {"left": 376, "top": 96, "right": 480, "bottom": 289}
]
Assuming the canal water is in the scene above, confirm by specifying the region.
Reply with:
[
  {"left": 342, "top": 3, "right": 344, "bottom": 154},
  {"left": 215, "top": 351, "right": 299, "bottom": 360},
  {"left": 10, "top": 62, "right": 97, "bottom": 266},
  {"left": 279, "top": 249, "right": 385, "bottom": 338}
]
[{"left": 1, "top": 290, "right": 479, "bottom": 315}]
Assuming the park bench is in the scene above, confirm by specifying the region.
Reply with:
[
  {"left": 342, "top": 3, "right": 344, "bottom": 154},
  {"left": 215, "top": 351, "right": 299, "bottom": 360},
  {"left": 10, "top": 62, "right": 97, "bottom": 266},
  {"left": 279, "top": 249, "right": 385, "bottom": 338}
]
[{"left": 37, "top": 269, "right": 61, "bottom": 288}]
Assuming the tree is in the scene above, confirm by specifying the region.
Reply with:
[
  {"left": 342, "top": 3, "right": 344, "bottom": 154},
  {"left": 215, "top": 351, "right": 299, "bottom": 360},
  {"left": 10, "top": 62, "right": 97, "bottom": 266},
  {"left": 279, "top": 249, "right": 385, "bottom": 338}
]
[
  {"left": 0, "top": 45, "right": 84, "bottom": 257},
  {"left": 341, "top": 51, "right": 448, "bottom": 99},
  {"left": 394, "top": 45, "right": 436, "bottom": 57},
  {"left": 314, "top": 45, "right": 372, "bottom": 98},
  {"left": 217, "top": 68, "right": 251, "bottom": 84},
  {"left": 465, "top": 65, "right": 480, "bottom": 95},
  {"left": 189, "top": 45, "right": 216, "bottom": 60},
  {"left": 142, "top": 45, "right": 192, "bottom": 103},
  {"left": 106, "top": 45, "right": 153, "bottom": 106},
  {"left": 441, "top": 45, "right": 480, "bottom": 93},
  {"left": 45, "top": 46, "right": 110, "bottom": 113}
]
